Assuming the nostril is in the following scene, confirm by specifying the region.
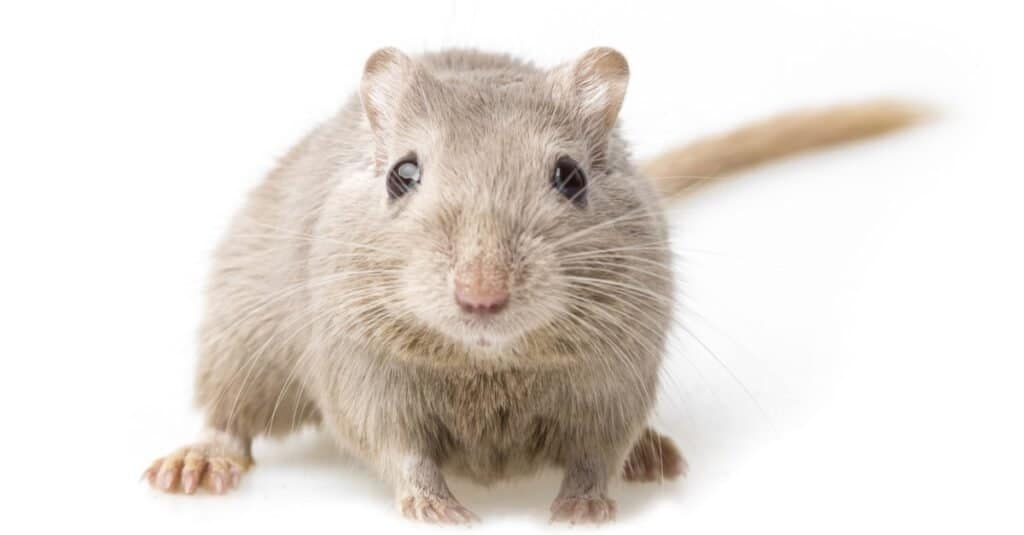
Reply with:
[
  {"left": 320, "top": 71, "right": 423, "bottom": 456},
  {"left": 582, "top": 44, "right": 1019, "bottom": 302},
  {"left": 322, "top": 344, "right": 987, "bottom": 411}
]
[
  {"left": 455, "top": 287, "right": 510, "bottom": 315},
  {"left": 458, "top": 300, "right": 507, "bottom": 315}
]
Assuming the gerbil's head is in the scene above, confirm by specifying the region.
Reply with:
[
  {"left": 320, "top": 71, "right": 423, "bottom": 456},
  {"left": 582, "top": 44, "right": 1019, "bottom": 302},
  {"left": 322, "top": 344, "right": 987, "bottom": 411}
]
[{"left": 320, "top": 48, "right": 671, "bottom": 365}]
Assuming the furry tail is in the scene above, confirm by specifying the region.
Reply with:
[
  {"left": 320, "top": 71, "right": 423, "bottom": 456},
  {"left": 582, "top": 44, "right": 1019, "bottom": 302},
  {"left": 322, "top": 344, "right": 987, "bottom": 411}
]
[{"left": 642, "top": 99, "right": 927, "bottom": 200}]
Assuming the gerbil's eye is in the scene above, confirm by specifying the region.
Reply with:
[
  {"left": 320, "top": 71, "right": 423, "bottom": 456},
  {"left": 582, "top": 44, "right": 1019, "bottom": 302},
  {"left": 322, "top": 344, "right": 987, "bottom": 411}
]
[
  {"left": 551, "top": 156, "right": 587, "bottom": 206},
  {"left": 387, "top": 157, "right": 421, "bottom": 200}
]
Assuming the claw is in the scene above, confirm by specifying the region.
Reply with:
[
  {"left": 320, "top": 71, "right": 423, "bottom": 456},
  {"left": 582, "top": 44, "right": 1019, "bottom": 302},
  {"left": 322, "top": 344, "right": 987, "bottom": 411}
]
[{"left": 181, "top": 470, "right": 199, "bottom": 494}]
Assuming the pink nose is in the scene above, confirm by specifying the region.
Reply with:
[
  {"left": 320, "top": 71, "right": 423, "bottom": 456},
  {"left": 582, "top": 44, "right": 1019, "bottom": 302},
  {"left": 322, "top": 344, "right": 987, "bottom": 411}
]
[{"left": 454, "top": 266, "right": 510, "bottom": 315}]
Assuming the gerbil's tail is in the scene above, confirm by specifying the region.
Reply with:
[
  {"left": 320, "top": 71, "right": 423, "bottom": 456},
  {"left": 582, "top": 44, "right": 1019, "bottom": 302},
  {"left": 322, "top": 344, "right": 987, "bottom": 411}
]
[{"left": 642, "top": 99, "right": 928, "bottom": 200}]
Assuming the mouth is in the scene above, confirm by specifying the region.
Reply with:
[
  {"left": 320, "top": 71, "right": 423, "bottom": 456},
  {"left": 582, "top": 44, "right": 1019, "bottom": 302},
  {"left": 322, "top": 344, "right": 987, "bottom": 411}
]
[
  {"left": 453, "top": 316, "right": 516, "bottom": 350},
  {"left": 458, "top": 314, "right": 498, "bottom": 327}
]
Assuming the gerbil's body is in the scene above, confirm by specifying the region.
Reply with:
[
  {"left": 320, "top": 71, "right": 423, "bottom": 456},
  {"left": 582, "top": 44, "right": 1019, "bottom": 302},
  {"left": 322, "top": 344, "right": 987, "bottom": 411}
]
[
  {"left": 145, "top": 47, "right": 919, "bottom": 523},
  {"left": 148, "top": 48, "right": 677, "bottom": 523}
]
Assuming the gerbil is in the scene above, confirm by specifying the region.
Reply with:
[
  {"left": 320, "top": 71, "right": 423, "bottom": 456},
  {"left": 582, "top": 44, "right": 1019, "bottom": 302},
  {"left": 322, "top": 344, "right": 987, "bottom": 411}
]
[{"left": 143, "top": 47, "right": 921, "bottom": 523}]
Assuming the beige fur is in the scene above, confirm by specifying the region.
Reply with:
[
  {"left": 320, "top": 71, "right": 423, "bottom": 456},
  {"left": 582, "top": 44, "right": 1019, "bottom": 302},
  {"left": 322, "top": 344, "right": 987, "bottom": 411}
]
[{"left": 143, "top": 47, "right": 920, "bottom": 524}]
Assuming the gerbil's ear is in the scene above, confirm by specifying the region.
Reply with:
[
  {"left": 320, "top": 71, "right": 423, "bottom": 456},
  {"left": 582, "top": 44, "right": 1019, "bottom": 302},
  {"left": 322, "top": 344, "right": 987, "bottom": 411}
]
[
  {"left": 552, "top": 47, "right": 630, "bottom": 133},
  {"left": 360, "top": 47, "right": 417, "bottom": 140}
]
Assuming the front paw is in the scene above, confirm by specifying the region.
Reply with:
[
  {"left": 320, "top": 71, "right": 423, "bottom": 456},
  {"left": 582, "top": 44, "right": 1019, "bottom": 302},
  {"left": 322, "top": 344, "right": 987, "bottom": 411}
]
[
  {"left": 143, "top": 443, "right": 250, "bottom": 495},
  {"left": 550, "top": 494, "right": 617, "bottom": 524},
  {"left": 399, "top": 493, "right": 479, "bottom": 524}
]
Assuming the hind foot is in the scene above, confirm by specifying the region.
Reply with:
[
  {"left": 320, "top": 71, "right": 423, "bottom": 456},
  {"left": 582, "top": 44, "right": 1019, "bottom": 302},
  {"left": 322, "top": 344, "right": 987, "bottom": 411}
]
[
  {"left": 143, "top": 429, "right": 252, "bottom": 494},
  {"left": 622, "top": 428, "right": 687, "bottom": 482}
]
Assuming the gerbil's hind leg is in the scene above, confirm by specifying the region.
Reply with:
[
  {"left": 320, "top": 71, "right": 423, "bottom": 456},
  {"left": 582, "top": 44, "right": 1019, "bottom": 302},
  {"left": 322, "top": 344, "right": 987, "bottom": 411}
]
[
  {"left": 144, "top": 429, "right": 252, "bottom": 494},
  {"left": 393, "top": 455, "right": 478, "bottom": 524},
  {"left": 622, "top": 427, "right": 687, "bottom": 482}
]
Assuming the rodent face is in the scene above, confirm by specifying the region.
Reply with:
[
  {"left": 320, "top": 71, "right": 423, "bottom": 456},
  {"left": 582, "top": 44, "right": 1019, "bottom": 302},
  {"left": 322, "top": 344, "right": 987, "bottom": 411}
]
[
  {"left": 385, "top": 101, "right": 602, "bottom": 352},
  {"left": 319, "top": 48, "right": 671, "bottom": 364}
]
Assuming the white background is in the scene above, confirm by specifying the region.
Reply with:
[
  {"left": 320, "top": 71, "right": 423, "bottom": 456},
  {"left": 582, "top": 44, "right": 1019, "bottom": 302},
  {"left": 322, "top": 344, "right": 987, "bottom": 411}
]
[{"left": 2, "top": 1, "right": 1022, "bottom": 533}]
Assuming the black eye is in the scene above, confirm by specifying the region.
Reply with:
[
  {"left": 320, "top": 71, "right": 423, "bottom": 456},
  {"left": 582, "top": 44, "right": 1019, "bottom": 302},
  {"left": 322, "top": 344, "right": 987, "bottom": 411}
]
[
  {"left": 551, "top": 156, "right": 587, "bottom": 206},
  {"left": 387, "top": 157, "right": 421, "bottom": 199}
]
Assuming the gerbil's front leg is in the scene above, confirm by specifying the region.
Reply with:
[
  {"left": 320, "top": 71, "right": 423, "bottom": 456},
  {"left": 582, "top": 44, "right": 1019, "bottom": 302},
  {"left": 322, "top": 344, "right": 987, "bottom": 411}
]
[
  {"left": 392, "top": 455, "right": 478, "bottom": 524},
  {"left": 550, "top": 457, "right": 617, "bottom": 524},
  {"left": 143, "top": 428, "right": 252, "bottom": 494}
]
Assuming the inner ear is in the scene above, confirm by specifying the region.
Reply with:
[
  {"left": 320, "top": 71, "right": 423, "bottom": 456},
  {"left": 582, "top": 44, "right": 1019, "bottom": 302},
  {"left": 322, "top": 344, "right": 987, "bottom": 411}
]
[
  {"left": 360, "top": 47, "right": 416, "bottom": 138},
  {"left": 554, "top": 47, "right": 630, "bottom": 132}
]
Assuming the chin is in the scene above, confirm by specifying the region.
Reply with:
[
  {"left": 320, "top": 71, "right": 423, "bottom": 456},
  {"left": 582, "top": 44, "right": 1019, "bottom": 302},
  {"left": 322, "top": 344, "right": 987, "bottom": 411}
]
[{"left": 455, "top": 330, "right": 517, "bottom": 354}]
